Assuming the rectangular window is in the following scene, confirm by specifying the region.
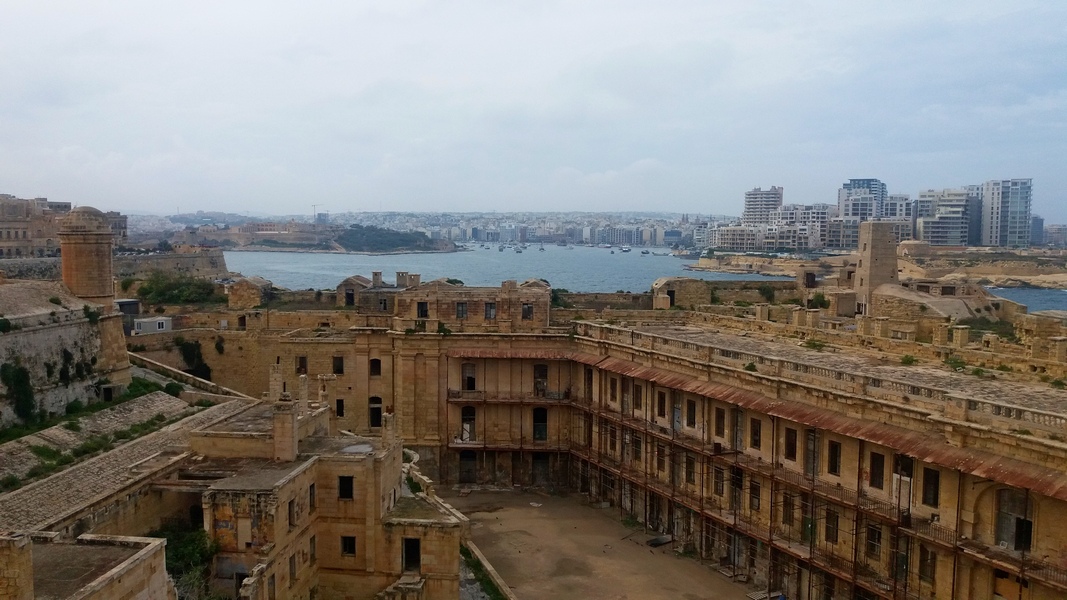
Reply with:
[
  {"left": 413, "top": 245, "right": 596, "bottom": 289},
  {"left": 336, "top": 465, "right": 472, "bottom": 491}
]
[
  {"left": 714, "top": 467, "right": 725, "bottom": 496},
  {"left": 869, "top": 452, "right": 885, "bottom": 489},
  {"left": 632, "top": 438, "right": 642, "bottom": 461},
  {"left": 288, "top": 499, "right": 296, "bottom": 529},
  {"left": 919, "top": 545, "right": 936, "bottom": 583},
  {"left": 828, "top": 440, "right": 842, "bottom": 476},
  {"left": 403, "top": 538, "right": 421, "bottom": 572},
  {"left": 657, "top": 392, "right": 666, "bottom": 418},
  {"left": 922, "top": 468, "right": 941, "bottom": 507},
  {"left": 379, "top": 298, "right": 388, "bottom": 311},
  {"left": 521, "top": 303, "right": 534, "bottom": 320},
  {"left": 686, "top": 400, "right": 696, "bottom": 427},
  {"left": 335, "top": 398, "right": 345, "bottom": 417},
  {"left": 782, "top": 492, "right": 795, "bottom": 526},
  {"left": 296, "top": 355, "right": 308, "bottom": 374},
  {"left": 309, "top": 483, "right": 316, "bottom": 513},
  {"left": 456, "top": 302, "right": 468, "bottom": 319},
  {"left": 610, "top": 378, "right": 618, "bottom": 402},
  {"left": 633, "top": 385, "right": 643, "bottom": 410},
  {"left": 338, "top": 476, "right": 354, "bottom": 499},
  {"left": 156, "top": 320, "right": 166, "bottom": 330},
  {"left": 484, "top": 302, "right": 497, "bottom": 319},
  {"left": 715, "top": 408, "right": 725, "bottom": 437},
  {"left": 804, "top": 430, "right": 818, "bottom": 476},
  {"left": 825, "top": 509, "right": 839, "bottom": 543},
  {"left": 608, "top": 426, "right": 617, "bottom": 452},
  {"left": 289, "top": 554, "right": 296, "bottom": 587},
  {"left": 866, "top": 524, "right": 882, "bottom": 558},
  {"left": 656, "top": 444, "right": 666, "bottom": 472},
  {"left": 341, "top": 536, "right": 356, "bottom": 556},
  {"left": 750, "top": 418, "right": 762, "bottom": 449},
  {"left": 785, "top": 427, "right": 797, "bottom": 461},
  {"left": 369, "top": 358, "right": 382, "bottom": 376},
  {"left": 309, "top": 535, "right": 316, "bottom": 564},
  {"left": 685, "top": 456, "right": 696, "bottom": 484},
  {"left": 416, "top": 301, "right": 429, "bottom": 318},
  {"left": 749, "top": 481, "right": 761, "bottom": 511},
  {"left": 332, "top": 356, "right": 344, "bottom": 375}
]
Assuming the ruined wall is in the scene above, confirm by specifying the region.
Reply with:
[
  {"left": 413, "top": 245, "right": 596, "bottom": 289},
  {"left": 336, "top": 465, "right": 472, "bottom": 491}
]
[
  {"left": 0, "top": 257, "right": 61, "bottom": 280},
  {"left": 77, "top": 536, "right": 176, "bottom": 600}
]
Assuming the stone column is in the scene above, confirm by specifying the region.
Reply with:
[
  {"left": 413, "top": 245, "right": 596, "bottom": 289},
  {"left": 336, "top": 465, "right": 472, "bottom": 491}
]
[
  {"left": 933, "top": 324, "right": 950, "bottom": 346},
  {"left": 0, "top": 534, "right": 33, "bottom": 600},
  {"left": 806, "top": 309, "right": 821, "bottom": 330},
  {"left": 1049, "top": 337, "right": 1067, "bottom": 363},
  {"left": 952, "top": 326, "right": 971, "bottom": 349},
  {"left": 755, "top": 304, "right": 770, "bottom": 321},
  {"left": 297, "top": 374, "right": 309, "bottom": 417},
  {"left": 273, "top": 395, "right": 297, "bottom": 462}
]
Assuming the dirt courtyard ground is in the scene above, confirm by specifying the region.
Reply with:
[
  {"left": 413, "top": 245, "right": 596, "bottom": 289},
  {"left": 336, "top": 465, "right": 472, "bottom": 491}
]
[{"left": 444, "top": 490, "right": 759, "bottom": 600}]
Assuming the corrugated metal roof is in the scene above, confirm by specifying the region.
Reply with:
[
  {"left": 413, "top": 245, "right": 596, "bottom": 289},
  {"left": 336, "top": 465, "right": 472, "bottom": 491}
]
[
  {"left": 591, "top": 355, "right": 1067, "bottom": 502},
  {"left": 445, "top": 349, "right": 574, "bottom": 360}
]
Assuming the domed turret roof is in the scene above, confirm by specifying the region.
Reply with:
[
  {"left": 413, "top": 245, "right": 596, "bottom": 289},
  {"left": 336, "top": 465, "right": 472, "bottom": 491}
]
[{"left": 60, "top": 206, "right": 112, "bottom": 234}]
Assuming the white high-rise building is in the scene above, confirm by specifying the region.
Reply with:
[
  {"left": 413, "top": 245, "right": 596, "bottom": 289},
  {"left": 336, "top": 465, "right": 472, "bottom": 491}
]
[
  {"left": 916, "top": 189, "right": 975, "bottom": 246},
  {"left": 980, "top": 179, "right": 1032, "bottom": 247},
  {"left": 741, "top": 187, "right": 784, "bottom": 226}
]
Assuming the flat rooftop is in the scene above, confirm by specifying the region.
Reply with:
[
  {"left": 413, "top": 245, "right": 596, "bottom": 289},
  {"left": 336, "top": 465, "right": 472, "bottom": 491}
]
[
  {"left": 33, "top": 541, "right": 139, "bottom": 600},
  {"left": 632, "top": 324, "right": 1067, "bottom": 416},
  {"left": 299, "top": 435, "right": 382, "bottom": 457},
  {"left": 203, "top": 402, "right": 275, "bottom": 433}
]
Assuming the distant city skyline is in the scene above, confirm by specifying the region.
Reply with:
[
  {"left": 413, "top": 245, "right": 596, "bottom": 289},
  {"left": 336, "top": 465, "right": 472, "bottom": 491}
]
[{"left": 1, "top": 2, "right": 1064, "bottom": 220}]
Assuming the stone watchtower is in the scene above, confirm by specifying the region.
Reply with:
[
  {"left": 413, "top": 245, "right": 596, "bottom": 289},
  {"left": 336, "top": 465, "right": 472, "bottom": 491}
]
[
  {"left": 855, "top": 221, "right": 899, "bottom": 316},
  {"left": 58, "top": 206, "right": 115, "bottom": 312}
]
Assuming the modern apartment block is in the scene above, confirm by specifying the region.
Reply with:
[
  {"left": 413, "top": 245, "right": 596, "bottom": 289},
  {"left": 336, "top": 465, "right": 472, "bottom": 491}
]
[
  {"left": 915, "top": 189, "right": 977, "bottom": 246},
  {"left": 742, "top": 187, "right": 785, "bottom": 226},
  {"left": 980, "top": 179, "right": 1033, "bottom": 248}
]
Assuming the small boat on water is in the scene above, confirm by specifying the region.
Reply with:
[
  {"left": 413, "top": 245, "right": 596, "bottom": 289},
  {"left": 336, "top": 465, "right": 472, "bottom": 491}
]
[
  {"left": 620, "top": 246, "right": 632, "bottom": 253},
  {"left": 641, "top": 250, "right": 650, "bottom": 255}
]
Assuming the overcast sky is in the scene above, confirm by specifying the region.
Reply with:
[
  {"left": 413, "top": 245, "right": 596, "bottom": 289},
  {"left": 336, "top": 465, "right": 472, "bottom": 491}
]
[{"left": 1, "top": 1, "right": 1064, "bottom": 220}]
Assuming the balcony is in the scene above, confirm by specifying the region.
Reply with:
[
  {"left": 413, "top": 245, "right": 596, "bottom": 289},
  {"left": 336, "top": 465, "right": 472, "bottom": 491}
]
[
  {"left": 904, "top": 515, "right": 958, "bottom": 547},
  {"left": 446, "top": 389, "right": 571, "bottom": 404},
  {"left": 958, "top": 538, "right": 1067, "bottom": 592}
]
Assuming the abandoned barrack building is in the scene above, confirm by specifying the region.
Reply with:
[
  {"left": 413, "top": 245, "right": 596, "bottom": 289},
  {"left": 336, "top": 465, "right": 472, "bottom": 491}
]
[{"left": 4, "top": 217, "right": 1067, "bottom": 599}]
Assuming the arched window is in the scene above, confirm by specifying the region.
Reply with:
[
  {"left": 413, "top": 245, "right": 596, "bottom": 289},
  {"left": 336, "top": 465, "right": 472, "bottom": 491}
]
[
  {"left": 369, "top": 397, "right": 383, "bottom": 428},
  {"left": 532, "top": 407, "right": 548, "bottom": 441},
  {"left": 460, "top": 406, "right": 476, "bottom": 441},
  {"left": 369, "top": 358, "right": 382, "bottom": 377}
]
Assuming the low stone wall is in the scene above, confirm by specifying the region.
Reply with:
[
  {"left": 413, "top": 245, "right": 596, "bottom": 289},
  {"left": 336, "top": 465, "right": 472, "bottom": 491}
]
[{"left": 0, "top": 257, "right": 61, "bottom": 280}]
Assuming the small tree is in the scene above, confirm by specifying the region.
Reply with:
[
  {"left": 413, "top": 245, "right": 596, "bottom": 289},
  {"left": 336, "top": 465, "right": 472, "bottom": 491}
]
[{"left": 757, "top": 284, "right": 775, "bottom": 304}]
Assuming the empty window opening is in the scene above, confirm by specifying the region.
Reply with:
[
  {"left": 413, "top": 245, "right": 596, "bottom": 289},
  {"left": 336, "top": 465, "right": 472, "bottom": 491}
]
[
  {"left": 369, "top": 397, "right": 383, "bottom": 428},
  {"left": 532, "top": 407, "right": 548, "bottom": 441},
  {"left": 461, "top": 406, "right": 476, "bottom": 442},
  {"left": 462, "top": 363, "right": 476, "bottom": 391},
  {"left": 338, "top": 476, "right": 354, "bottom": 499},
  {"left": 370, "top": 358, "right": 382, "bottom": 377},
  {"left": 403, "top": 538, "right": 421, "bottom": 572}
]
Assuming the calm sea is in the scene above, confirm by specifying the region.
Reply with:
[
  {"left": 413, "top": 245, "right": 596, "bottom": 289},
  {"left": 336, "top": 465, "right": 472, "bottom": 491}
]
[
  {"left": 223, "top": 247, "right": 1067, "bottom": 312},
  {"left": 224, "top": 246, "right": 788, "bottom": 293}
]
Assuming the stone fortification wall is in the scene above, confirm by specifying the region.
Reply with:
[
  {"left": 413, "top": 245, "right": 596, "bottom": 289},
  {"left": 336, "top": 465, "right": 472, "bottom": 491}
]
[
  {"left": 562, "top": 292, "right": 653, "bottom": 311},
  {"left": 0, "top": 249, "right": 228, "bottom": 283},
  {"left": 114, "top": 248, "right": 228, "bottom": 280},
  {"left": 0, "top": 318, "right": 109, "bottom": 426},
  {"left": 0, "top": 257, "right": 61, "bottom": 280}
]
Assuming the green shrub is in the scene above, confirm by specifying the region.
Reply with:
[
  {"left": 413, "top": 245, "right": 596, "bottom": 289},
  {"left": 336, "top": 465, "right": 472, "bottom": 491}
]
[
  {"left": 807, "top": 293, "right": 830, "bottom": 309},
  {"left": 29, "top": 445, "right": 63, "bottom": 462},
  {"left": 944, "top": 356, "right": 967, "bottom": 370},
  {"left": 900, "top": 355, "right": 918, "bottom": 365},
  {"left": 757, "top": 284, "right": 775, "bottom": 303},
  {"left": 971, "top": 367, "right": 985, "bottom": 377},
  {"left": 1052, "top": 379, "right": 1066, "bottom": 389},
  {"left": 743, "top": 362, "right": 758, "bottom": 372},
  {"left": 63, "top": 420, "right": 82, "bottom": 432},
  {"left": 0, "top": 318, "right": 12, "bottom": 333},
  {"left": 120, "top": 277, "right": 136, "bottom": 292},
  {"left": 0, "top": 474, "right": 21, "bottom": 491},
  {"left": 164, "top": 382, "right": 184, "bottom": 397},
  {"left": 49, "top": 296, "right": 62, "bottom": 305},
  {"left": 137, "top": 271, "right": 224, "bottom": 305},
  {"left": 803, "top": 339, "right": 826, "bottom": 351},
  {"left": 0, "top": 363, "right": 35, "bottom": 421}
]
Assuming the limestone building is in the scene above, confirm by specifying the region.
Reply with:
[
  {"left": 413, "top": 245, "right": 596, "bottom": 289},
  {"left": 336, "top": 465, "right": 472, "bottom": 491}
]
[{"left": 128, "top": 260, "right": 1067, "bottom": 600}]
